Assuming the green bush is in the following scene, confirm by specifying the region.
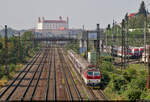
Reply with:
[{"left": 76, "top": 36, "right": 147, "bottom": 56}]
[
  {"left": 127, "top": 77, "right": 146, "bottom": 90},
  {"left": 140, "top": 89, "right": 150, "bottom": 100},
  {"left": 0, "top": 66, "right": 4, "bottom": 78},
  {"left": 145, "top": 95, "right": 150, "bottom": 100},
  {"left": 9, "top": 57, "right": 17, "bottom": 64},
  {"left": 111, "top": 74, "right": 126, "bottom": 91},
  {"left": 100, "top": 71, "right": 110, "bottom": 89},
  {"left": 101, "top": 56, "right": 113, "bottom": 62},
  {"left": 125, "top": 88, "right": 141, "bottom": 101},
  {"left": 126, "top": 68, "right": 137, "bottom": 80},
  {"left": 9, "top": 64, "right": 16, "bottom": 72},
  {"left": 122, "top": 71, "right": 131, "bottom": 82},
  {"left": 120, "top": 84, "right": 128, "bottom": 94},
  {"left": 124, "top": 76, "right": 146, "bottom": 100},
  {"left": 101, "top": 61, "right": 113, "bottom": 72},
  {"left": 0, "top": 42, "right": 3, "bottom": 49}
]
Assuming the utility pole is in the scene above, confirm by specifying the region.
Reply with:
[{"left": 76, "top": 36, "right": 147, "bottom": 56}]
[
  {"left": 96, "top": 24, "right": 100, "bottom": 69},
  {"left": 37, "top": 33, "right": 38, "bottom": 47},
  {"left": 147, "top": 46, "right": 150, "bottom": 89},
  {"left": 144, "top": 14, "right": 147, "bottom": 64},
  {"left": 24, "top": 33, "right": 26, "bottom": 63},
  {"left": 121, "top": 19, "right": 126, "bottom": 70},
  {"left": 112, "top": 20, "right": 115, "bottom": 64},
  {"left": 86, "top": 31, "right": 89, "bottom": 59},
  {"left": 4, "top": 25, "right": 9, "bottom": 75},
  {"left": 125, "top": 13, "right": 129, "bottom": 67},
  {"left": 106, "top": 27, "right": 108, "bottom": 51},
  {"left": 146, "top": 9, "right": 150, "bottom": 89},
  {"left": 32, "top": 30, "right": 35, "bottom": 48},
  {"left": 106, "top": 24, "right": 110, "bottom": 55},
  {"left": 82, "top": 25, "right": 84, "bottom": 55},
  {"left": 18, "top": 32, "right": 21, "bottom": 63}
]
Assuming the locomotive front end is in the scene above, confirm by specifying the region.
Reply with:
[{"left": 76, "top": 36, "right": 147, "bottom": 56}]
[{"left": 83, "top": 65, "right": 101, "bottom": 88}]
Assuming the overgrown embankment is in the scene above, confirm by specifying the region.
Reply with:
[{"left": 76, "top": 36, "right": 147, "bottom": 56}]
[
  {"left": 0, "top": 31, "right": 39, "bottom": 88},
  {"left": 100, "top": 58, "right": 150, "bottom": 100}
]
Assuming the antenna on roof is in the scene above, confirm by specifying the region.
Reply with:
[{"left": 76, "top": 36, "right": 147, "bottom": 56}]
[
  {"left": 59, "top": 16, "right": 62, "bottom": 20},
  {"left": 38, "top": 17, "right": 41, "bottom": 23},
  {"left": 42, "top": 17, "right": 45, "bottom": 21}
]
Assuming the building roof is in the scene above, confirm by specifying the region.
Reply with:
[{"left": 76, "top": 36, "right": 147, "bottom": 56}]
[
  {"left": 128, "top": 13, "right": 136, "bottom": 18},
  {"left": 44, "top": 20, "right": 67, "bottom": 23}
]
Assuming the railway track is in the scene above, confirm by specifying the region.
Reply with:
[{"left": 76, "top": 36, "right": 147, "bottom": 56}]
[
  {"left": 0, "top": 45, "right": 108, "bottom": 101},
  {"left": 44, "top": 46, "right": 57, "bottom": 100},
  {"left": 46, "top": 45, "right": 53, "bottom": 101},
  {"left": 57, "top": 48, "right": 78, "bottom": 100},
  {"left": 53, "top": 47, "right": 57, "bottom": 100},
  {"left": 0, "top": 45, "right": 52, "bottom": 101},
  {"left": 20, "top": 47, "right": 48, "bottom": 101},
  {"left": 59, "top": 48, "right": 82, "bottom": 100},
  {"left": 114, "top": 57, "right": 142, "bottom": 65},
  {"left": 63, "top": 48, "right": 108, "bottom": 101},
  {"left": 29, "top": 48, "right": 49, "bottom": 101},
  {"left": 97, "top": 90, "right": 107, "bottom": 100},
  {"left": 0, "top": 48, "right": 42, "bottom": 101}
]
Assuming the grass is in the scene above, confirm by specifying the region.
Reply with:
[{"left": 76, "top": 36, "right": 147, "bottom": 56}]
[
  {"left": 62, "top": 78, "right": 65, "bottom": 84},
  {"left": 0, "top": 49, "right": 37, "bottom": 90},
  {"left": 81, "top": 87, "right": 89, "bottom": 100},
  {"left": 103, "top": 63, "right": 149, "bottom": 100}
]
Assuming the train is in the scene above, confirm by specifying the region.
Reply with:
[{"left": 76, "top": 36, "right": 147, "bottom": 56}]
[
  {"left": 141, "top": 45, "right": 150, "bottom": 63},
  {"left": 67, "top": 50, "right": 101, "bottom": 87},
  {"left": 104, "top": 45, "right": 144, "bottom": 58},
  {"left": 112, "top": 46, "right": 132, "bottom": 57}
]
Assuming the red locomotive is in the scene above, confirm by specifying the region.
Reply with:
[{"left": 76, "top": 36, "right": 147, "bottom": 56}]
[{"left": 68, "top": 50, "right": 101, "bottom": 87}]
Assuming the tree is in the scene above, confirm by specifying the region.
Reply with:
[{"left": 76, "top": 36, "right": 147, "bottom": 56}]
[
  {"left": 125, "top": 13, "right": 128, "bottom": 22},
  {"left": 0, "top": 42, "right": 3, "bottom": 49},
  {"left": 135, "top": 14, "right": 145, "bottom": 28},
  {"left": 138, "top": 1, "right": 147, "bottom": 16}
]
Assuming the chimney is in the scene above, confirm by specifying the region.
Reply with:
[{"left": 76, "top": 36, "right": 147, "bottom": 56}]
[
  {"left": 67, "top": 16, "right": 69, "bottom": 29},
  {"left": 38, "top": 17, "right": 41, "bottom": 23},
  {"left": 59, "top": 16, "right": 62, "bottom": 20},
  {"left": 42, "top": 16, "right": 45, "bottom": 21},
  {"left": 67, "top": 16, "right": 69, "bottom": 24}
]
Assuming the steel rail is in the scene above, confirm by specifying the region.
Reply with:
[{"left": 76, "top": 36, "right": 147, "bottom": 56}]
[
  {"left": 97, "top": 90, "right": 108, "bottom": 100},
  {"left": 30, "top": 47, "right": 49, "bottom": 101},
  {"left": 61, "top": 49, "right": 82, "bottom": 100},
  {"left": 65, "top": 49, "right": 98, "bottom": 100},
  {"left": 20, "top": 48, "right": 47, "bottom": 101},
  {"left": 46, "top": 46, "right": 53, "bottom": 101},
  {"left": 0, "top": 49, "right": 41, "bottom": 99},
  {"left": 57, "top": 48, "right": 73, "bottom": 100},
  {"left": 5, "top": 51, "right": 42, "bottom": 101},
  {"left": 53, "top": 47, "right": 57, "bottom": 100}
]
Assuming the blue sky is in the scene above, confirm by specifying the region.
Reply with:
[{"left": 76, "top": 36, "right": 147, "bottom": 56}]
[{"left": 0, "top": 0, "right": 150, "bottom": 30}]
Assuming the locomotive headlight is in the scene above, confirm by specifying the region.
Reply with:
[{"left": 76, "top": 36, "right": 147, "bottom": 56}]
[{"left": 88, "top": 80, "right": 90, "bottom": 83}]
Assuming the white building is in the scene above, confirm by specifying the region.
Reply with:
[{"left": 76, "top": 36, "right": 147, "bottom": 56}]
[{"left": 37, "top": 16, "right": 69, "bottom": 30}]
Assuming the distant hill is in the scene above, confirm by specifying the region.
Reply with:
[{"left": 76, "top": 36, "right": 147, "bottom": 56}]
[{"left": 0, "top": 28, "right": 27, "bottom": 37}]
